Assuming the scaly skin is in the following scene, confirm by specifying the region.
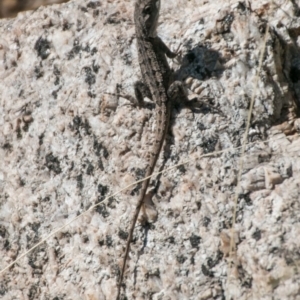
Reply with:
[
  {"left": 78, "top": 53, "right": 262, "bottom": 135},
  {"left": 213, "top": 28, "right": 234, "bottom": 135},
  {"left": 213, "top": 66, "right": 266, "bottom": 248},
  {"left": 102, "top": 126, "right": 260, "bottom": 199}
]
[{"left": 117, "top": 0, "right": 177, "bottom": 298}]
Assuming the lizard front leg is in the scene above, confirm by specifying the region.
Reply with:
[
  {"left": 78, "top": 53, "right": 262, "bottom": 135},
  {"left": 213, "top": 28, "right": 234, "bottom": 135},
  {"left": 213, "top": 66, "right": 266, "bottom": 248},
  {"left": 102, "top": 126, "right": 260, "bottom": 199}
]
[{"left": 104, "top": 80, "right": 152, "bottom": 108}]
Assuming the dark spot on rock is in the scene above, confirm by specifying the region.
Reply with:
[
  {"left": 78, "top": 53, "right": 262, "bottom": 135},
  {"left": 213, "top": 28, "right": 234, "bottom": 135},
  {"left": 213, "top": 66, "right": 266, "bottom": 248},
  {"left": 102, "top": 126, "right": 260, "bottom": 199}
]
[
  {"left": 19, "top": 177, "right": 25, "bottom": 186},
  {"left": 62, "top": 20, "right": 71, "bottom": 31},
  {"left": 200, "top": 136, "right": 218, "bottom": 153},
  {"left": 87, "top": 91, "right": 96, "bottom": 98},
  {"left": 45, "top": 153, "right": 62, "bottom": 174},
  {"left": 72, "top": 115, "right": 82, "bottom": 131},
  {"left": 237, "top": 1, "right": 247, "bottom": 11},
  {"left": 69, "top": 116, "right": 92, "bottom": 136},
  {"left": 52, "top": 90, "right": 58, "bottom": 99},
  {"left": 22, "top": 122, "right": 29, "bottom": 132},
  {"left": 177, "top": 165, "right": 186, "bottom": 173},
  {"left": 0, "top": 225, "right": 7, "bottom": 238},
  {"left": 135, "top": 168, "right": 146, "bottom": 180},
  {"left": 93, "top": 139, "right": 102, "bottom": 156},
  {"left": 107, "top": 197, "right": 116, "bottom": 209},
  {"left": 80, "top": 6, "right": 88, "bottom": 13},
  {"left": 118, "top": 229, "right": 128, "bottom": 240},
  {"left": 3, "top": 239, "right": 10, "bottom": 250},
  {"left": 201, "top": 264, "right": 214, "bottom": 277},
  {"left": 77, "top": 19, "right": 83, "bottom": 31},
  {"left": 86, "top": 163, "right": 94, "bottom": 175},
  {"left": 189, "top": 233, "right": 201, "bottom": 248},
  {"left": 16, "top": 126, "right": 22, "bottom": 139},
  {"left": 252, "top": 228, "right": 261, "bottom": 241},
  {"left": 207, "top": 251, "right": 223, "bottom": 268},
  {"left": 82, "top": 235, "right": 89, "bottom": 243},
  {"left": 91, "top": 47, "right": 98, "bottom": 55},
  {"left": 18, "top": 89, "right": 24, "bottom": 97},
  {"left": 28, "top": 284, "right": 39, "bottom": 300},
  {"left": 53, "top": 65, "right": 60, "bottom": 76},
  {"left": 92, "top": 60, "right": 100, "bottom": 73},
  {"left": 93, "top": 139, "right": 108, "bottom": 159},
  {"left": 54, "top": 77, "right": 59, "bottom": 85},
  {"left": 197, "top": 122, "right": 206, "bottom": 130},
  {"left": 38, "top": 133, "right": 44, "bottom": 145},
  {"left": 106, "top": 235, "right": 113, "bottom": 247},
  {"left": 239, "top": 193, "right": 252, "bottom": 205},
  {"left": 0, "top": 282, "right": 8, "bottom": 296},
  {"left": 98, "top": 183, "right": 108, "bottom": 197},
  {"left": 34, "top": 66, "right": 44, "bottom": 79},
  {"left": 83, "top": 45, "right": 90, "bottom": 52},
  {"left": 102, "top": 147, "right": 109, "bottom": 159},
  {"left": 83, "top": 66, "right": 96, "bottom": 86},
  {"left": 105, "top": 12, "right": 122, "bottom": 25},
  {"left": 242, "top": 277, "right": 253, "bottom": 288},
  {"left": 96, "top": 204, "right": 109, "bottom": 218},
  {"left": 29, "top": 222, "right": 40, "bottom": 233},
  {"left": 53, "top": 66, "right": 60, "bottom": 85},
  {"left": 87, "top": 1, "right": 101, "bottom": 9},
  {"left": 131, "top": 182, "right": 142, "bottom": 196},
  {"left": 83, "top": 119, "right": 92, "bottom": 135},
  {"left": 176, "top": 255, "right": 187, "bottom": 264},
  {"left": 42, "top": 196, "right": 50, "bottom": 202},
  {"left": 166, "top": 236, "right": 175, "bottom": 244},
  {"left": 34, "top": 37, "right": 51, "bottom": 60},
  {"left": 2, "top": 143, "right": 12, "bottom": 151},
  {"left": 98, "top": 159, "right": 104, "bottom": 171},
  {"left": 77, "top": 174, "right": 83, "bottom": 190},
  {"left": 67, "top": 39, "right": 81, "bottom": 59},
  {"left": 203, "top": 217, "right": 211, "bottom": 227}
]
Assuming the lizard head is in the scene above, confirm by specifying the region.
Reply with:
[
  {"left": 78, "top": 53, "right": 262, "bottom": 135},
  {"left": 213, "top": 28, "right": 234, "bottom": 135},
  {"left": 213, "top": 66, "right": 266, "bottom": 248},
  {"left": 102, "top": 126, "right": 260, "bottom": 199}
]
[{"left": 134, "top": 0, "right": 161, "bottom": 38}]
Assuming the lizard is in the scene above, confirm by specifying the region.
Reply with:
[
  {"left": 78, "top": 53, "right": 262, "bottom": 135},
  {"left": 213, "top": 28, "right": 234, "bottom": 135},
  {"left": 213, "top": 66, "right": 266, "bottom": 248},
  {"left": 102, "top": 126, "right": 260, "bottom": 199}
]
[{"left": 116, "top": 0, "right": 186, "bottom": 298}]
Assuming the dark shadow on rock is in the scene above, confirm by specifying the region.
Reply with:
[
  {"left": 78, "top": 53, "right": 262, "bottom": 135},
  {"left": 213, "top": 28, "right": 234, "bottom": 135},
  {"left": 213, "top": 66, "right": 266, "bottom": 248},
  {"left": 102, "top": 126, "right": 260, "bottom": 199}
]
[{"left": 174, "top": 44, "right": 224, "bottom": 82}]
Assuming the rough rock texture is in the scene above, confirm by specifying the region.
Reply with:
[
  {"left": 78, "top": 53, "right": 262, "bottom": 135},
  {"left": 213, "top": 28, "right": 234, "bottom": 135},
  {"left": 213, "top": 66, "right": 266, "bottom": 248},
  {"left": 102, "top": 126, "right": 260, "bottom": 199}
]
[{"left": 1, "top": 0, "right": 300, "bottom": 299}]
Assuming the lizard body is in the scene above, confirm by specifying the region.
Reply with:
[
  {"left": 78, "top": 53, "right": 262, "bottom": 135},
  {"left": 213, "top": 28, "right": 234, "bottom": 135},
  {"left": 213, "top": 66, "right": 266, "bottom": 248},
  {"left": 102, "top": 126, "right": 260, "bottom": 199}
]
[{"left": 117, "top": 0, "right": 179, "bottom": 298}]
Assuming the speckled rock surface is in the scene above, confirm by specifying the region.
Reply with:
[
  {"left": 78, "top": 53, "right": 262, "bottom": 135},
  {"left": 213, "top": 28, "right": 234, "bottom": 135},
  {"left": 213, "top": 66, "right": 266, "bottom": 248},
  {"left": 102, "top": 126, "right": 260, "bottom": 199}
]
[{"left": 1, "top": 0, "right": 300, "bottom": 299}]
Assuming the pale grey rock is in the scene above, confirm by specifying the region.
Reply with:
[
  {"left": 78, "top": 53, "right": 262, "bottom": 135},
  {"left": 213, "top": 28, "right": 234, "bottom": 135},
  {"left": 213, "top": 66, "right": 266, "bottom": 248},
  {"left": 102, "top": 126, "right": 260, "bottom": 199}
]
[{"left": 0, "top": 0, "right": 300, "bottom": 299}]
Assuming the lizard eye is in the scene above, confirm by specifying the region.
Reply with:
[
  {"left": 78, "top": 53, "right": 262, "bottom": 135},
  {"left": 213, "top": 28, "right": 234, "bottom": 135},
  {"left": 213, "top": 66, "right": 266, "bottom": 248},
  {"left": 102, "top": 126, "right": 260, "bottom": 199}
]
[{"left": 143, "top": 5, "right": 152, "bottom": 15}]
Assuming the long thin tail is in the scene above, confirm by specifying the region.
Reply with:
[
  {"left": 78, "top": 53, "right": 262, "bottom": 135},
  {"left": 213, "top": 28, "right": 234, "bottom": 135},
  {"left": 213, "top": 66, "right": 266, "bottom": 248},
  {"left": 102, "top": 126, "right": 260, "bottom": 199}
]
[{"left": 116, "top": 176, "right": 151, "bottom": 300}]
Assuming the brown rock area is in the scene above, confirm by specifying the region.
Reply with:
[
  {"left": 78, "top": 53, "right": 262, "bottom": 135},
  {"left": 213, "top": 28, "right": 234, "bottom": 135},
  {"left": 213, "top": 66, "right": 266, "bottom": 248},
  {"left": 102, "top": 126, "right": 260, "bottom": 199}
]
[
  {"left": 0, "top": 0, "right": 300, "bottom": 299},
  {"left": 0, "top": 0, "right": 69, "bottom": 18}
]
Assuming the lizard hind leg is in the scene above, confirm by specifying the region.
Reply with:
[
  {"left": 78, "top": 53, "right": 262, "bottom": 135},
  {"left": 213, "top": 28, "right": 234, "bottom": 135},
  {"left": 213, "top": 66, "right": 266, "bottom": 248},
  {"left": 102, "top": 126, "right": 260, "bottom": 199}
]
[
  {"left": 168, "top": 80, "right": 189, "bottom": 104},
  {"left": 104, "top": 80, "right": 152, "bottom": 108},
  {"left": 168, "top": 80, "right": 223, "bottom": 115}
]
